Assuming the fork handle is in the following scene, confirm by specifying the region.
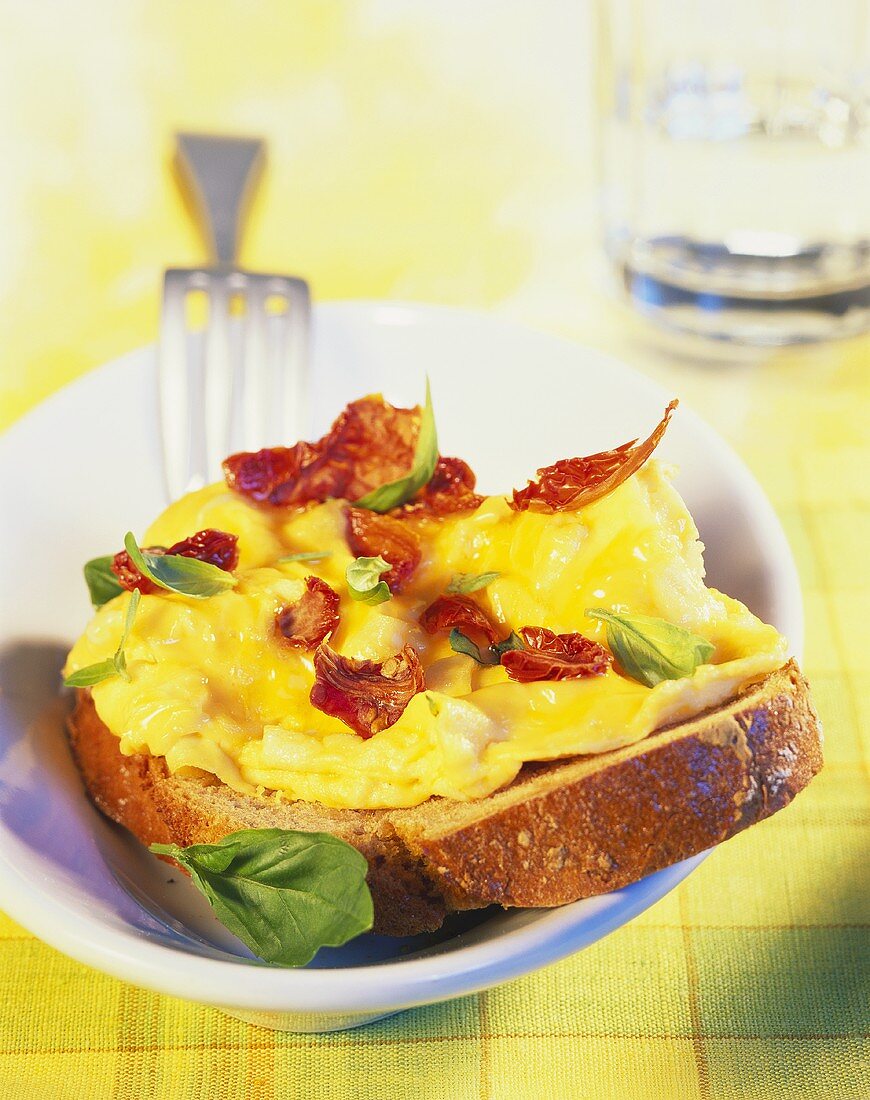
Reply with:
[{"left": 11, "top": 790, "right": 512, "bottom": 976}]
[{"left": 175, "top": 133, "right": 266, "bottom": 265}]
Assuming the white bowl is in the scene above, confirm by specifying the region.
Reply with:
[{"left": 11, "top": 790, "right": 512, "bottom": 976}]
[{"left": 0, "top": 302, "right": 802, "bottom": 1032}]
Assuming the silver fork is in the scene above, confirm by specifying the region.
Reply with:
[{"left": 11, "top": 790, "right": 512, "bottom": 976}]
[{"left": 159, "top": 132, "right": 311, "bottom": 501}]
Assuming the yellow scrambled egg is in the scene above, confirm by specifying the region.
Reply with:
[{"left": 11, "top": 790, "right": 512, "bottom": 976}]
[{"left": 65, "top": 462, "right": 787, "bottom": 809}]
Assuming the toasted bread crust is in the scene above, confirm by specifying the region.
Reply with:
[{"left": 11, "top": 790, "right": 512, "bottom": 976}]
[{"left": 67, "top": 661, "right": 822, "bottom": 936}]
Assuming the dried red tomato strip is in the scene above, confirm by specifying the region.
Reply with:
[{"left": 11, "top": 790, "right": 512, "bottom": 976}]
[
  {"left": 398, "top": 457, "right": 485, "bottom": 516},
  {"left": 223, "top": 395, "right": 421, "bottom": 507},
  {"left": 310, "top": 643, "right": 426, "bottom": 739},
  {"left": 510, "top": 401, "right": 678, "bottom": 513},
  {"left": 419, "top": 594, "right": 500, "bottom": 647},
  {"left": 223, "top": 442, "right": 319, "bottom": 505},
  {"left": 345, "top": 507, "right": 421, "bottom": 592},
  {"left": 276, "top": 576, "right": 340, "bottom": 649},
  {"left": 500, "top": 626, "right": 611, "bottom": 683},
  {"left": 112, "top": 553, "right": 161, "bottom": 595},
  {"left": 112, "top": 529, "right": 239, "bottom": 595}
]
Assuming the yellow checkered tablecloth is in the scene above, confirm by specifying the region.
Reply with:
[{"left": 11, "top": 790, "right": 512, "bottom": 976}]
[{"left": 0, "top": 4, "right": 867, "bottom": 1098}]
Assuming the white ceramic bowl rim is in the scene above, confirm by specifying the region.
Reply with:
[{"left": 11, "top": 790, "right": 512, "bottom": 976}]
[{"left": 0, "top": 843, "right": 705, "bottom": 1012}]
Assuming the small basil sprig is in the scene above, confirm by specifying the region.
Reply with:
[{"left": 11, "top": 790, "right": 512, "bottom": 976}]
[
  {"left": 585, "top": 607, "right": 714, "bottom": 687},
  {"left": 492, "top": 632, "right": 526, "bottom": 661},
  {"left": 84, "top": 555, "right": 124, "bottom": 608},
  {"left": 124, "top": 532, "right": 237, "bottom": 599},
  {"left": 65, "top": 589, "right": 141, "bottom": 688},
  {"left": 279, "top": 550, "right": 332, "bottom": 564},
  {"left": 150, "top": 829, "right": 373, "bottom": 967},
  {"left": 354, "top": 379, "right": 438, "bottom": 512},
  {"left": 346, "top": 556, "right": 392, "bottom": 605},
  {"left": 449, "top": 628, "right": 525, "bottom": 667},
  {"left": 446, "top": 571, "right": 500, "bottom": 595}
]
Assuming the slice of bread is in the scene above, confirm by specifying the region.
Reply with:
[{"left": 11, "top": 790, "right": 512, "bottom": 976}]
[{"left": 67, "top": 660, "right": 822, "bottom": 937}]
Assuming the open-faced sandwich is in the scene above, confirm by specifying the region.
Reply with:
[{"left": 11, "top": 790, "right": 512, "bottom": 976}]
[{"left": 64, "top": 387, "right": 822, "bottom": 965}]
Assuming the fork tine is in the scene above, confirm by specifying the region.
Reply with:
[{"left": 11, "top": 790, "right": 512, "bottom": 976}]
[
  {"left": 277, "top": 277, "right": 311, "bottom": 445},
  {"left": 161, "top": 267, "right": 310, "bottom": 500},
  {"left": 203, "top": 274, "right": 234, "bottom": 481},
  {"left": 159, "top": 270, "right": 193, "bottom": 502},
  {"left": 242, "top": 278, "right": 268, "bottom": 452}
]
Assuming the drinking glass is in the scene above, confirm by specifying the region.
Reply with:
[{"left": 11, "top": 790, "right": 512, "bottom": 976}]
[{"left": 595, "top": 0, "right": 870, "bottom": 344}]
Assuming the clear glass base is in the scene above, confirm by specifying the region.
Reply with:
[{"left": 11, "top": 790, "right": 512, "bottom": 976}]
[{"left": 614, "top": 237, "right": 870, "bottom": 346}]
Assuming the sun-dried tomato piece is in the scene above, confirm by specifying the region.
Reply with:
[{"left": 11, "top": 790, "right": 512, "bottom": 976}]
[
  {"left": 419, "top": 594, "right": 500, "bottom": 647},
  {"left": 310, "top": 643, "right": 425, "bottom": 739},
  {"left": 500, "top": 626, "right": 612, "bottom": 683},
  {"left": 111, "top": 529, "right": 240, "bottom": 594},
  {"left": 399, "top": 456, "right": 485, "bottom": 516},
  {"left": 276, "top": 576, "right": 340, "bottom": 649},
  {"left": 345, "top": 507, "right": 421, "bottom": 592},
  {"left": 223, "top": 442, "right": 319, "bottom": 504},
  {"left": 170, "top": 529, "right": 240, "bottom": 571},
  {"left": 312, "top": 394, "right": 420, "bottom": 502},
  {"left": 223, "top": 395, "right": 422, "bottom": 507},
  {"left": 112, "top": 550, "right": 161, "bottom": 594},
  {"left": 510, "top": 401, "right": 678, "bottom": 514}
]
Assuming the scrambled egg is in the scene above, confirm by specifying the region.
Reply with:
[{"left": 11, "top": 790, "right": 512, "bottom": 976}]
[{"left": 65, "top": 463, "right": 787, "bottom": 809}]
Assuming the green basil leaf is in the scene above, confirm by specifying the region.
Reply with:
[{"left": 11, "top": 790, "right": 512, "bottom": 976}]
[
  {"left": 585, "top": 607, "right": 715, "bottom": 687},
  {"left": 279, "top": 550, "right": 332, "bottom": 564},
  {"left": 491, "top": 631, "right": 525, "bottom": 661},
  {"left": 64, "top": 589, "right": 141, "bottom": 688},
  {"left": 449, "top": 628, "right": 525, "bottom": 667},
  {"left": 354, "top": 379, "right": 439, "bottom": 512},
  {"left": 113, "top": 588, "right": 141, "bottom": 682},
  {"left": 150, "top": 828, "right": 374, "bottom": 967},
  {"left": 446, "top": 571, "right": 500, "bottom": 595},
  {"left": 346, "top": 555, "right": 392, "bottom": 606},
  {"left": 63, "top": 658, "right": 119, "bottom": 688},
  {"left": 124, "top": 532, "right": 237, "bottom": 599},
  {"left": 84, "top": 555, "right": 124, "bottom": 608},
  {"left": 449, "top": 629, "right": 492, "bottom": 665}
]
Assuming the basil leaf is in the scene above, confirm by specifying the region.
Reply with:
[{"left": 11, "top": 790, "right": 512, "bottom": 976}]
[
  {"left": 346, "top": 555, "right": 392, "bottom": 606},
  {"left": 449, "top": 628, "right": 525, "bottom": 667},
  {"left": 63, "top": 658, "right": 119, "bottom": 688},
  {"left": 84, "top": 555, "right": 124, "bottom": 608},
  {"left": 446, "top": 571, "right": 500, "bottom": 595},
  {"left": 124, "top": 532, "right": 237, "bottom": 599},
  {"left": 491, "top": 631, "right": 525, "bottom": 660},
  {"left": 585, "top": 607, "right": 715, "bottom": 687},
  {"left": 279, "top": 550, "right": 332, "bottom": 564},
  {"left": 354, "top": 379, "right": 439, "bottom": 512},
  {"left": 150, "top": 828, "right": 374, "bottom": 967},
  {"left": 449, "top": 629, "right": 492, "bottom": 666},
  {"left": 64, "top": 589, "right": 141, "bottom": 687},
  {"left": 113, "top": 588, "right": 141, "bottom": 681}
]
